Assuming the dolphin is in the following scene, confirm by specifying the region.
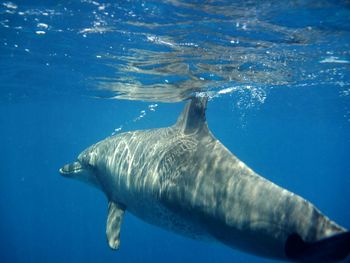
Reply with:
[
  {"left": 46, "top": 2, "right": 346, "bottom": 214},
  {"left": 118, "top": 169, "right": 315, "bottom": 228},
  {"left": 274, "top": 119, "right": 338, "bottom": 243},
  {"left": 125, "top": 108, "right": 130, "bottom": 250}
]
[{"left": 60, "top": 97, "right": 350, "bottom": 261}]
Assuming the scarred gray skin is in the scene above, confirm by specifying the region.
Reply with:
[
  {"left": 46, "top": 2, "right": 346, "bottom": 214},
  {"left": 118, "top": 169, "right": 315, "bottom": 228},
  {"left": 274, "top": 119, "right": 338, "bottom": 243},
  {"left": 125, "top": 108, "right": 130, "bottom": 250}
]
[{"left": 60, "top": 97, "right": 346, "bottom": 261}]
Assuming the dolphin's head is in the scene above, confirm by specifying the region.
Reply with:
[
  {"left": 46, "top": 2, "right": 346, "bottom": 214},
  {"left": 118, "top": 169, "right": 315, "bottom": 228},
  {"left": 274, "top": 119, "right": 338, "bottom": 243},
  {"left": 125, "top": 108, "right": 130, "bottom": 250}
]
[{"left": 59, "top": 146, "right": 101, "bottom": 189}]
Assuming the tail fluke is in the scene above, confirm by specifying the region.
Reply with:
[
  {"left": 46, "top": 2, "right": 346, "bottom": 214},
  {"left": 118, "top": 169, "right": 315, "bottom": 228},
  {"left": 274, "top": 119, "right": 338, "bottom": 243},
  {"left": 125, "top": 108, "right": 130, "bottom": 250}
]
[{"left": 285, "top": 231, "right": 350, "bottom": 262}]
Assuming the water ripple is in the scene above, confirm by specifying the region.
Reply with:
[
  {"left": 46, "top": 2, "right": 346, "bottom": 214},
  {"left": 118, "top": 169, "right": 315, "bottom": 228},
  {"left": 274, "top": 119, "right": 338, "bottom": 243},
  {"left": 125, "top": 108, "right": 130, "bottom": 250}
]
[{"left": 0, "top": 0, "right": 349, "bottom": 104}]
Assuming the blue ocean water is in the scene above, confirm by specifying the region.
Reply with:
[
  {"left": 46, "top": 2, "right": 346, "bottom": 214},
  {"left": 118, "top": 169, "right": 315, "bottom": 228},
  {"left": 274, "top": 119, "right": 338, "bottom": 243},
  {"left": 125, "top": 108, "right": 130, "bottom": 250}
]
[{"left": 1, "top": 1, "right": 350, "bottom": 262}]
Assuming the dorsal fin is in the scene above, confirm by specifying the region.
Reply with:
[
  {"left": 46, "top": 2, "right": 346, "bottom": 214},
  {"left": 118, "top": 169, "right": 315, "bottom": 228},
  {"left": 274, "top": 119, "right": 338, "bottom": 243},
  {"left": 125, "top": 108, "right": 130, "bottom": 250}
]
[{"left": 175, "top": 96, "right": 209, "bottom": 134}]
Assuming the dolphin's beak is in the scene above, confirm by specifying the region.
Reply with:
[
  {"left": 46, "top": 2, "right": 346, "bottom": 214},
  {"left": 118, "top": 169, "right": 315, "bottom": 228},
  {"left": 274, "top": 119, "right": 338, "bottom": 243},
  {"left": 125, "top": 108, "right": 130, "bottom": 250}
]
[{"left": 59, "top": 162, "right": 83, "bottom": 177}]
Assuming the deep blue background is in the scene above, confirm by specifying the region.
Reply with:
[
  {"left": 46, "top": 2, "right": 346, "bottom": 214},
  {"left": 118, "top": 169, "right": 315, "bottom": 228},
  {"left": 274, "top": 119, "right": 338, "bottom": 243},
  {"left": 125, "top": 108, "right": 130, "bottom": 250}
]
[{"left": 1, "top": 0, "right": 350, "bottom": 262}]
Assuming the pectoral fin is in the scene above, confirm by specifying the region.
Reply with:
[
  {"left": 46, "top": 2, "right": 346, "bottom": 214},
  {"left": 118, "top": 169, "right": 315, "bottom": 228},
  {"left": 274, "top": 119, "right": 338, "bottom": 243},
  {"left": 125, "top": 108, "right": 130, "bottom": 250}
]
[{"left": 106, "top": 201, "right": 125, "bottom": 250}]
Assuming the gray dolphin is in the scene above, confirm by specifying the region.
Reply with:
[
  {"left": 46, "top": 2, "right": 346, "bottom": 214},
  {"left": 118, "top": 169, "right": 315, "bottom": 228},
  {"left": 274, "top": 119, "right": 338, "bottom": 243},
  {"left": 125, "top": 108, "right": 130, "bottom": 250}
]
[{"left": 60, "top": 97, "right": 350, "bottom": 261}]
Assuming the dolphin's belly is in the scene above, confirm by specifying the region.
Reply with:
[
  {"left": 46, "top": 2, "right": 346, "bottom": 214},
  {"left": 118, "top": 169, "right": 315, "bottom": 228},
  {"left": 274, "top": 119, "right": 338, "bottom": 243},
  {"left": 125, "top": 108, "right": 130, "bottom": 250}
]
[{"left": 122, "top": 194, "right": 211, "bottom": 241}]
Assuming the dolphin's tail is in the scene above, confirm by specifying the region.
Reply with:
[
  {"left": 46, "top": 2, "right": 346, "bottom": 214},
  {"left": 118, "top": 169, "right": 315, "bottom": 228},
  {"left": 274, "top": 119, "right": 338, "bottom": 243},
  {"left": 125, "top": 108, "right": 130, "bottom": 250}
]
[{"left": 285, "top": 231, "right": 350, "bottom": 262}]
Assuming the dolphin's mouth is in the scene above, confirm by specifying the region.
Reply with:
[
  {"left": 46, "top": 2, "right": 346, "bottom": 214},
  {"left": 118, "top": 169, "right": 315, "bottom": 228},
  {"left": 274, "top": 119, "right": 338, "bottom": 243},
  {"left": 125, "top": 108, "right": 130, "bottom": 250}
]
[{"left": 59, "top": 162, "right": 83, "bottom": 176}]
